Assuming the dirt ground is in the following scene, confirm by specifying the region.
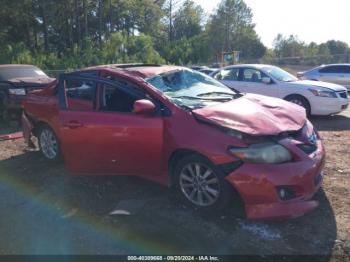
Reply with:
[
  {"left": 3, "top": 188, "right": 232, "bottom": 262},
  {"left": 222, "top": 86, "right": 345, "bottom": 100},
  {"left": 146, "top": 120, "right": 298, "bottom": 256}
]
[{"left": 0, "top": 109, "right": 349, "bottom": 260}]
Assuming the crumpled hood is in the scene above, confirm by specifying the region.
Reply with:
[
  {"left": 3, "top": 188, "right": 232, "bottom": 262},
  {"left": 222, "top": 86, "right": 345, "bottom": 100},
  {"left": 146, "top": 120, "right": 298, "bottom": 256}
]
[
  {"left": 7, "top": 77, "right": 55, "bottom": 87},
  {"left": 193, "top": 94, "right": 306, "bottom": 136},
  {"left": 290, "top": 80, "right": 346, "bottom": 92}
]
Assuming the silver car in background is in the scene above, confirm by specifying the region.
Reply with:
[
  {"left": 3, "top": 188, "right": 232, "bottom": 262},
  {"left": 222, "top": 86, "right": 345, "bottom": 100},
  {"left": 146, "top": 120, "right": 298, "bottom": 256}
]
[{"left": 298, "top": 64, "right": 350, "bottom": 92}]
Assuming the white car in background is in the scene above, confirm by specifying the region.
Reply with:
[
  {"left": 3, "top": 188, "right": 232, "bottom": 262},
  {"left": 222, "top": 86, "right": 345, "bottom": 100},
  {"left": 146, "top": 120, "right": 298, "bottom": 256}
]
[
  {"left": 297, "top": 64, "right": 350, "bottom": 92},
  {"left": 211, "top": 64, "right": 349, "bottom": 116}
]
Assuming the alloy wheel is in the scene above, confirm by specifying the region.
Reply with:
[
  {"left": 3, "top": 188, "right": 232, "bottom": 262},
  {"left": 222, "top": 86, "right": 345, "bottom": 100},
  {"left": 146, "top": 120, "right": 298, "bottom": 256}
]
[
  {"left": 40, "top": 128, "right": 58, "bottom": 160},
  {"left": 179, "top": 162, "right": 221, "bottom": 207},
  {"left": 290, "top": 99, "right": 304, "bottom": 107}
]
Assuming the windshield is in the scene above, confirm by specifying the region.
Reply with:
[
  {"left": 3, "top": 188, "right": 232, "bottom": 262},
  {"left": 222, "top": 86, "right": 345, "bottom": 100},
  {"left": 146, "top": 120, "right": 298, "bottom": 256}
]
[
  {"left": 0, "top": 66, "right": 48, "bottom": 81},
  {"left": 263, "top": 66, "right": 298, "bottom": 82},
  {"left": 146, "top": 69, "right": 238, "bottom": 110}
]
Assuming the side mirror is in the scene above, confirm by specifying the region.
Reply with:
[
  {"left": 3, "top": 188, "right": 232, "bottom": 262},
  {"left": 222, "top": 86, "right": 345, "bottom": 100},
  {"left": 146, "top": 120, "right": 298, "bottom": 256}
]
[
  {"left": 262, "top": 77, "right": 272, "bottom": 84},
  {"left": 133, "top": 99, "right": 156, "bottom": 115}
]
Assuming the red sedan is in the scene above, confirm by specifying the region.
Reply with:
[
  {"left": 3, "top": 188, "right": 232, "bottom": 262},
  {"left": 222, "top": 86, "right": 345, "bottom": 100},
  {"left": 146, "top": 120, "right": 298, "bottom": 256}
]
[{"left": 22, "top": 64, "right": 325, "bottom": 220}]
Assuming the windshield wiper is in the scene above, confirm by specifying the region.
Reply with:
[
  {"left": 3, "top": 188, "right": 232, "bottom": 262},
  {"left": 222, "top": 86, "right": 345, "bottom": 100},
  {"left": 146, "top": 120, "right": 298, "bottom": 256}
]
[
  {"left": 196, "top": 92, "right": 235, "bottom": 97},
  {"left": 172, "top": 95, "right": 231, "bottom": 101}
]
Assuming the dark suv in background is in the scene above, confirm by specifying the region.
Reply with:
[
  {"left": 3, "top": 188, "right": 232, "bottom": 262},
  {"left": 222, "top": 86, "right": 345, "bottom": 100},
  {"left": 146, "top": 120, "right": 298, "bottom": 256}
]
[{"left": 0, "top": 64, "right": 54, "bottom": 121}]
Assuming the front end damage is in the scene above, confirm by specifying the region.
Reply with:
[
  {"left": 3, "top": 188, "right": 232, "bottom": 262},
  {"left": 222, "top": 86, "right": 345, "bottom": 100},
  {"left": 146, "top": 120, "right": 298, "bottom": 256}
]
[{"left": 224, "top": 126, "right": 325, "bottom": 220}]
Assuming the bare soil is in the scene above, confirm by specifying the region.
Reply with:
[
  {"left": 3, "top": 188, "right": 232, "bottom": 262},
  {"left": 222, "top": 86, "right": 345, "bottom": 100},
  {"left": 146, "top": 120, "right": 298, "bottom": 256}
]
[{"left": 0, "top": 110, "right": 349, "bottom": 260}]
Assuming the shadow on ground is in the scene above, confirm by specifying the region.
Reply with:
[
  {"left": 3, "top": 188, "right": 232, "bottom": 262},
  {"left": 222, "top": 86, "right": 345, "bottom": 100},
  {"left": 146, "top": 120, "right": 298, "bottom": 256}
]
[
  {"left": 0, "top": 150, "right": 337, "bottom": 257},
  {"left": 311, "top": 114, "right": 350, "bottom": 132},
  {"left": 0, "top": 120, "right": 20, "bottom": 135}
]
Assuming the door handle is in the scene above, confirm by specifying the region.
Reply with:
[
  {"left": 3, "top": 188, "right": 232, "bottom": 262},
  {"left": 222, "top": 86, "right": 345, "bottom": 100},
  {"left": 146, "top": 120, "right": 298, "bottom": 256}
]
[{"left": 64, "top": 120, "right": 83, "bottom": 129}]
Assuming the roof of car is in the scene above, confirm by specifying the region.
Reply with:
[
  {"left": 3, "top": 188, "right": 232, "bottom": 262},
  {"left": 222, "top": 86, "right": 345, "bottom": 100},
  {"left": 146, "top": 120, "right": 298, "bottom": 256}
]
[
  {"left": 82, "top": 64, "right": 183, "bottom": 79},
  {"left": 318, "top": 63, "right": 350, "bottom": 67},
  {"left": 223, "top": 64, "right": 272, "bottom": 69}
]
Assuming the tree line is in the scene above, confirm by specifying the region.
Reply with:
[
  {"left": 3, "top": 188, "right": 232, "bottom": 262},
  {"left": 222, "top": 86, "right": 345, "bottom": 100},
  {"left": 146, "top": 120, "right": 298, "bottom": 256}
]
[
  {"left": 0, "top": 0, "right": 349, "bottom": 70},
  {"left": 263, "top": 35, "right": 350, "bottom": 66}
]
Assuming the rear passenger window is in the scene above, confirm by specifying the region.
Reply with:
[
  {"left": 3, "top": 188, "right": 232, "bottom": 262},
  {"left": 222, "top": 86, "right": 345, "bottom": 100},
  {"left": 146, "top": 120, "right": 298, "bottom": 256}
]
[
  {"left": 339, "top": 66, "right": 350, "bottom": 74},
  {"left": 65, "top": 79, "right": 96, "bottom": 111},
  {"left": 320, "top": 66, "right": 350, "bottom": 74}
]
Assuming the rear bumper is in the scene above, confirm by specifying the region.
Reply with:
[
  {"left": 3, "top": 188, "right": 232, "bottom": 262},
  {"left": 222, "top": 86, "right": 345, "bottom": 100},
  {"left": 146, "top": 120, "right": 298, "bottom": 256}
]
[
  {"left": 3, "top": 95, "right": 25, "bottom": 110},
  {"left": 225, "top": 138, "right": 325, "bottom": 220}
]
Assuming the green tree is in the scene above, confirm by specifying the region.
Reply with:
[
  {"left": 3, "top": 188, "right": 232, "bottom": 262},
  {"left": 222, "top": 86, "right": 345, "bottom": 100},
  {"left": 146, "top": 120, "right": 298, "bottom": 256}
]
[
  {"left": 205, "top": 0, "right": 265, "bottom": 62},
  {"left": 173, "top": 0, "right": 204, "bottom": 41}
]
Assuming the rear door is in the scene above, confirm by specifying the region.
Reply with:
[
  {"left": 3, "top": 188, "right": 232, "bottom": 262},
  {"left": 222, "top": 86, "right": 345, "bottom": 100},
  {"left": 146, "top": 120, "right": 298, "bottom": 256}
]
[
  {"left": 58, "top": 74, "right": 164, "bottom": 177},
  {"left": 318, "top": 65, "right": 349, "bottom": 86},
  {"left": 340, "top": 65, "right": 350, "bottom": 89}
]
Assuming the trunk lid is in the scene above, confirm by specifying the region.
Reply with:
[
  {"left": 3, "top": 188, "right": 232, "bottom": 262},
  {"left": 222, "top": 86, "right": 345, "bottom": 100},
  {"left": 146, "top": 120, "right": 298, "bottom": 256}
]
[{"left": 7, "top": 77, "right": 56, "bottom": 87}]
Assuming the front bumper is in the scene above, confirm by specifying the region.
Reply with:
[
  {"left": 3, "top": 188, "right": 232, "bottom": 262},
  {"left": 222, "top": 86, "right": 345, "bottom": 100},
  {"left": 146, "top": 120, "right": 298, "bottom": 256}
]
[
  {"left": 225, "top": 137, "right": 325, "bottom": 220},
  {"left": 310, "top": 96, "right": 349, "bottom": 115}
]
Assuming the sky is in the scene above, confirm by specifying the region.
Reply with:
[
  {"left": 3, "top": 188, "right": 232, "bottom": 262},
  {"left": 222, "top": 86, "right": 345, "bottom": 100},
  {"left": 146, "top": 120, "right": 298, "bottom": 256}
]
[{"left": 193, "top": 0, "right": 350, "bottom": 47}]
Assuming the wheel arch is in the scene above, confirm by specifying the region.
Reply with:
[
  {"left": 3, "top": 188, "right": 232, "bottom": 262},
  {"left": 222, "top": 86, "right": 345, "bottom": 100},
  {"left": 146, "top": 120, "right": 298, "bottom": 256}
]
[
  {"left": 168, "top": 148, "right": 246, "bottom": 214},
  {"left": 168, "top": 149, "right": 211, "bottom": 186},
  {"left": 283, "top": 93, "right": 311, "bottom": 114},
  {"left": 32, "top": 120, "right": 56, "bottom": 137}
]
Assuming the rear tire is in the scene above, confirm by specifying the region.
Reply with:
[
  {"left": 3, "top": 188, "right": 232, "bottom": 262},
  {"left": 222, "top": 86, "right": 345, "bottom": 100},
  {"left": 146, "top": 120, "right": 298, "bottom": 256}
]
[
  {"left": 38, "top": 124, "right": 62, "bottom": 162},
  {"left": 285, "top": 95, "right": 311, "bottom": 116},
  {"left": 173, "top": 154, "right": 233, "bottom": 211}
]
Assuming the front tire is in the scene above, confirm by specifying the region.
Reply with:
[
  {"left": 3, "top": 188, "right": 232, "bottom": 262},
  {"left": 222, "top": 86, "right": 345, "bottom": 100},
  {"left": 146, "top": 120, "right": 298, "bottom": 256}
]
[
  {"left": 173, "top": 155, "right": 233, "bottom": 210},
  {"left": 38, "top": 124, "right": 61, "bottom": 161},
  {"left": 285, "top": 95, "right": 311, "bottom": 116}
]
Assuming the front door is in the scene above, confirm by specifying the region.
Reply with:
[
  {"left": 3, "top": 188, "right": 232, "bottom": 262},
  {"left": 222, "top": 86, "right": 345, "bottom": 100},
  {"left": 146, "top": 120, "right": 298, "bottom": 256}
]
[
  {"left": 237, "top": 68, "right": 281, "bottom": 98},
  {"left": 58, "top": 75, "right": 164, "bottom": 177}
]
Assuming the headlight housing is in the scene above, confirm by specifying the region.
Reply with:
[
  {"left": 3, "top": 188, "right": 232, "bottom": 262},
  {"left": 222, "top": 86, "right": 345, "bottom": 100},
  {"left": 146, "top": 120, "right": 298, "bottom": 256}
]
[
  {"left": 8, "top": 88, "right": 26, "bottom": 96},
  {"left": 229, "top": 143, "right": 292, "bottom": 164},
  {"left": 309, "top": 89, "right": 336, "bottom": 98},
  {"left": 226, "top": 129, "right": 243, "bottom": 140}
]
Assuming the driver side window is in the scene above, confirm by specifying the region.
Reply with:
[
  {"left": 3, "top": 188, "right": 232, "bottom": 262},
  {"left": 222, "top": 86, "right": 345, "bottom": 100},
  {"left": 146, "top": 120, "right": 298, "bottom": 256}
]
[
  {"left": 100, "top": 83, "right": 143, "bottom": 113},
  {"left": 242, "top": 68, "right": 266, "bottom": 83},
  {"left": 65, "top": 79, "right": 96, "bottom": 111}
]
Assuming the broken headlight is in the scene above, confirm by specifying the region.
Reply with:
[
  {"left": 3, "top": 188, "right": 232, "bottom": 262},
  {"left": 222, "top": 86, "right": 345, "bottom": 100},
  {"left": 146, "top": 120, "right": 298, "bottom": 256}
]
[
  {"left": 226, "top": 129, "right": 243, "bottom": 140},
  {"left": 229, "top": 143, "right": 292, "bottom": 164}
]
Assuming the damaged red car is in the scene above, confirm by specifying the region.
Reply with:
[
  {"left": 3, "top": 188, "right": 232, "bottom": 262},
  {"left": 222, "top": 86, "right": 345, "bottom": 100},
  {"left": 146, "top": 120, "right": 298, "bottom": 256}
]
[{"left": 22, "top": 64, "right": 325, "bottom": 220}]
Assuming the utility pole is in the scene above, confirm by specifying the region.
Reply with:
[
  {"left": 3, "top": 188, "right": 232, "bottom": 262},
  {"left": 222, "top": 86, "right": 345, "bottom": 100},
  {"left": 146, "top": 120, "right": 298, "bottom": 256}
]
[
  {"left": 98, "top": 0, "right": 103, "bottom": 49},
  {"left": 169, "top": 0, "right": 173, "bottom": 42},
  {"left": 83, "top": 0, "right": 88, "bottom": 40}
]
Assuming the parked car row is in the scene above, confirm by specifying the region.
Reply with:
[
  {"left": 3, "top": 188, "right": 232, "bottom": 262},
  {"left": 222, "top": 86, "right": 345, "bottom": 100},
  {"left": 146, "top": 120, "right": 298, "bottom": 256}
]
[
  {"left": 21, "top": 64, "right": 329, "bottom": 220},
  {"left": 210, "top": 64, "right": 349, "bottom": 116},
  {"left": 298, "top": 64, "right": 350, "bottom": 92}
]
